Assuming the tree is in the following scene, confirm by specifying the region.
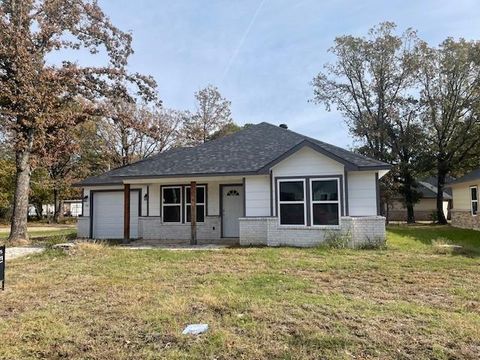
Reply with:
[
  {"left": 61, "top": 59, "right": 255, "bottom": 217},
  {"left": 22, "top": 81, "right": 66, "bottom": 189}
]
[
  {"left": 311, "top": 22, "right": 425, "bottom": 223},
  {"left": 0, "top": 0, "right": 157, "bottom": 243},
  {"left": 97, "top": 102, "right": 184, "bottom": 168},
  {"left": 418, "top": 39, "right": 480, "bottom": 223},
  {"left": 182, "top": 85, "right": 233, "bottom": 146}
]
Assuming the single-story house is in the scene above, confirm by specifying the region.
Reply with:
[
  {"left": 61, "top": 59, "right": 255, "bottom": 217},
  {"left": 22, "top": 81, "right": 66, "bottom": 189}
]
[
  {"left": 387, "top": 177, "right": 452, "bottom": 222},
  {"left": 75, "top": 122, "right": 391, "bottom": 247},
  {"left": 448, "top": 168, "right": 480, "bottom": 231},
  {"left": 28, "top": 199, "right": 83, "bottom": 218}
]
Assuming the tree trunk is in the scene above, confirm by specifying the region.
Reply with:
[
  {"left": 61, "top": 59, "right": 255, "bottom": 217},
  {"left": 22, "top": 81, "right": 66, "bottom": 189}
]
[
  {"left": 53, "top": 188, "right": 63, "bottom": 223},
  {"left": 8, "top": 148, "right": 32, "bottom": 243},
  {"left": 34, "top": 203, "right": 43, "bottom": 220},
  {"left": 403, "top": 175, "right": 416, "bottom": 224},
  {"left": 436, "top": 168, "right": 448, "bottom": 225}
]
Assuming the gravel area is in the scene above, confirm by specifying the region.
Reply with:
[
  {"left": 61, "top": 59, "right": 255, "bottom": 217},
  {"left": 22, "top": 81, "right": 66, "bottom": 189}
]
[{"left": 4, "top": 247, "right": 44, "bottom": 260}]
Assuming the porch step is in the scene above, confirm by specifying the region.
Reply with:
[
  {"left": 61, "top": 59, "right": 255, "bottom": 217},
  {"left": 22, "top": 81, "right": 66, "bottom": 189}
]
[{"left": 128, "top": 238, "right": 239, "bottom": 247}]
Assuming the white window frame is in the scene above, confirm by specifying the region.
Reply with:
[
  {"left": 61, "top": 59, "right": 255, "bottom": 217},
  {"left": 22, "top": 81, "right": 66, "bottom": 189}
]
[
  {"left": 310, "top": 178, "right": 341, "bottom": 228},
  {"left": 162, "top": 186, "right": 182, "bottom": 223},
  {"left": 277, "top": 179, "right": 307, "bottom": 226},
  {"left": 184, "top": 185, "right": 206, "bottom": 223},
  {"left": 470, "top": 185, "right": 478, "bottom": 216}
]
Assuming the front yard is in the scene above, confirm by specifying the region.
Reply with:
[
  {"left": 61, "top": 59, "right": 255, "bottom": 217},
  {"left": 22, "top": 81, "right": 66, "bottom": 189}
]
[{"left": 0, "top": 225, "right": 479, "bottom": 359}]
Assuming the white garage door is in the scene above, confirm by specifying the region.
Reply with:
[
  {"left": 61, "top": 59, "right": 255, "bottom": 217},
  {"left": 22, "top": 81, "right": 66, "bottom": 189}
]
[{"left": 92, "top": 191, "right": 139, "bottom": 239}]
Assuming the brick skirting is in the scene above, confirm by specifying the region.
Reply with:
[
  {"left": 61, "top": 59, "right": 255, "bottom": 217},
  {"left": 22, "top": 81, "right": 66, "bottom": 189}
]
[
  {"left": 451, "top": 210, "right": 480, "bottom": 231},
  {"left": 239, "top": 216, "right": 386, "bottom": 248}
]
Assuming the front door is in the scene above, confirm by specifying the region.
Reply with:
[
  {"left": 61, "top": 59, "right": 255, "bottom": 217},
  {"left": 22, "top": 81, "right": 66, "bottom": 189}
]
[{"left": 222, "top": 185, "right": 244, "bottom": 237}]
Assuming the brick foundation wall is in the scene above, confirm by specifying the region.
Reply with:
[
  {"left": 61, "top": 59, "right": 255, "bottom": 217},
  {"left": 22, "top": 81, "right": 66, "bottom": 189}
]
[
  {"left": 239, "top": 216, "right": 386, "bottom": 248},
  {"left": 77, "top": 217, "right": 90, "bottom": 238},
  {"left": 451, "top": 210, "right": 480, "bottom": 231},
  {"left": 138, "top": 216, "right": 221, "bottom": 240},
  {"left": 387, "top": 210, "right": 436, "bottom": 222}
]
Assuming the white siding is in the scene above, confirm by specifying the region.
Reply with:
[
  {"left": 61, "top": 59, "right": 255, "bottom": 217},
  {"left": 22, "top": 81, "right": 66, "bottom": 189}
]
[
  {"left": 148, "top": 185, "right": 161, "bottom": 216},
  {"left": 83, "top": 185, "right": 147, "bottom": 217},
  {"left": 245, "top": 176, "right": 271, "bottom": 216},
  {"left": 271, "top": 146, "right": 345, "bottom": 216},
  {"left": 348, "top": 171, "right": 377, "bottom": 216},
  {"left": 452, "top": 181, "right": 479, "bottom": 210},
  {"left": 272, "top": 146, "right": 344, "bottom": 177}
]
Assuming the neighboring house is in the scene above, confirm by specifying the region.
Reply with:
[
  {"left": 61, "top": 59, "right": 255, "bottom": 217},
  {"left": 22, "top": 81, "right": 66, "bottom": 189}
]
[
  {"left": 75, "top": 122, "right": 391, "bottom": 247},
  {"left": 28, "top": 200, "right": 83, "bottom": 218},
  {"left": 387, "top": 177, "right": 453, "bottom": 222},
  {"left": 448, "top": 168, "right": 480, "bottom": 231}
]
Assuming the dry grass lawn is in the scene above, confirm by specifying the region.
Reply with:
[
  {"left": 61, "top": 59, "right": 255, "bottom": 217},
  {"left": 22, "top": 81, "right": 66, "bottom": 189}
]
[{"left": 0, "top": 225, "right": 479, "bottom": 359}]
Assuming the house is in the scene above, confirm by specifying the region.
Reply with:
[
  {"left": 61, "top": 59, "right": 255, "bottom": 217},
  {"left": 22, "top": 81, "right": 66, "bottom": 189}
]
[
  {"left": 28, "top": 200, "right": 82, "bottom": 218},
  {"left": 387, "top": 177, "right": 452, "bottom": 222},
  {"left": 448, "top": 168, "right": 480, "bottom": 231},
  {"left": 75, "top": 122, "right": 391, "bottom": 247}
]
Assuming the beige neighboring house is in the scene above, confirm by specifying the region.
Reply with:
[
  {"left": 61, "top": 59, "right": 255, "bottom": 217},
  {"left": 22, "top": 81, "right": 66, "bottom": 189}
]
[
  {"left": 387, "top": 177, "right": 452, "bottom": 222},
  {"left": 449, "top": 169, "right": 480, "bottom": 231}
]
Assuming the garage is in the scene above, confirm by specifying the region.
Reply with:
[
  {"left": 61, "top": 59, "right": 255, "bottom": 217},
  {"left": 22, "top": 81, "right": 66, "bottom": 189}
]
[{"left": 91, "top": 191, "right": 140, "bottom": 239}]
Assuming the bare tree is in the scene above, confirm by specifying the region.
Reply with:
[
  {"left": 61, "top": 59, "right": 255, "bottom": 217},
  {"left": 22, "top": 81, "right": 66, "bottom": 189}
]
[
  {"left": 182, "top": 85, "right": 233, "bottom": 146},
  {"left": 98, "top": 102, "right": 184, "bottom": 168}
]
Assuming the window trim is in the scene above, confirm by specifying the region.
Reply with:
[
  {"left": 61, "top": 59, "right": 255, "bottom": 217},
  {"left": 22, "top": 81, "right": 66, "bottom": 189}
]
[
  {"left": 161, "top": 186, "right": 182, "bottom": 223},
  {"left": 184, "top": 185, "right": 206, "bottom": 223},
  {"left": 309, "top": 178, "right": 341, "bottom": 228},
  {"left": 277, "top": 178, "right": 307, "bottom": 226},
  {"left": 470, "top": 185, "right": 478, "bottom": 216}
]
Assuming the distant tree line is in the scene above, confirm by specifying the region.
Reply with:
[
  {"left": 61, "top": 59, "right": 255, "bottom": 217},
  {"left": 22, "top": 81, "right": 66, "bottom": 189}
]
[{"left": 312, "top": 22, "right": 480, "bottom": 224}]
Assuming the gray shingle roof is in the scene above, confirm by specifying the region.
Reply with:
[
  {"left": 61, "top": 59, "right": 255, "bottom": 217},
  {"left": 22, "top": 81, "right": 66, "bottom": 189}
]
[
  {"left": 76, "top": 122, "right": 391, "bottom": 186},
  {"left": 448, "top": 168, "right": 480, "bottom": 186}
]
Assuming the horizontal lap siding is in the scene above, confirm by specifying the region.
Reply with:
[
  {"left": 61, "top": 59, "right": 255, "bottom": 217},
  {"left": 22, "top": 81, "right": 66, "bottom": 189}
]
[
  {"left": 271, "top": 147, "right": 344, "bottom": 217},
  {"left": 452, "top": 182, "right": 478, "bottom": 211},
  {"left": 245, "top": 176, "right": 270, "bottom": 216},
  {"left": 347, "top": 172, "right": 377, "bottom": 216}
]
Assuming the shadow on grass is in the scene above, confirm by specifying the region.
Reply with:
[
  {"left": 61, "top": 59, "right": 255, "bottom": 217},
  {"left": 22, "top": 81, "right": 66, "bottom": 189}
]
[{"left": 387, "top": 224, "right": 480, "bottom": 257}]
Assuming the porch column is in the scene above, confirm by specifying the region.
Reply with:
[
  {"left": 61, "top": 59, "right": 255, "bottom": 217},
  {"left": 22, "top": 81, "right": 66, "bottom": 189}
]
[
  {"left": 123, "top": 184, "right": 130, "bottom": 242},
  {"left": 190, "top": 181, "right": 197, "bottom": 245}
]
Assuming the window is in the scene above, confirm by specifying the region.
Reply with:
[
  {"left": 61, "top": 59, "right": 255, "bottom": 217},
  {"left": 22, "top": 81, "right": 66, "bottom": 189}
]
[
  {"left": 278, "top": 180, "right": 306, "bottom": 225},
  {"left": 162, "top": 187, "right": 181, "bottom": 222},
  {"left": 310, "top": 179, "right": 340, "bottom": 226},
  {"left": 471, "top": 186, "right": 478, "bottom": 216},
  {"left": 185, "top": 185, "right": 206, "bottom": 223}
]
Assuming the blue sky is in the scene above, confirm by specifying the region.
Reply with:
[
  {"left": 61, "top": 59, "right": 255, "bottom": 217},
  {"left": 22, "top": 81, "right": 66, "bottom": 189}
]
[{"left": 96, "top": 0, "right": 480, "bottom": 148}]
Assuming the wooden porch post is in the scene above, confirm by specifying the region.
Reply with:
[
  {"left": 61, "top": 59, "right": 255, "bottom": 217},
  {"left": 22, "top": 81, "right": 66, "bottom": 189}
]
[
  {"left": 190, "top": 181, "right": 197, "bottom": 245},
  {"left": 124, "top": 184, "right": 130, "bottom": 243}
]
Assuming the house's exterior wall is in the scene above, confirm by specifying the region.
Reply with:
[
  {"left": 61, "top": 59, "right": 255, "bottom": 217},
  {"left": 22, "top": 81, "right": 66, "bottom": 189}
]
[
  {"left": 271, "top": 147, "right": 345, "bottom": 216},
  {"left": 245, "top": 176, "right": 271, "bottom": 216},
  {"left": 77, "top": 217, "right": 90, "bottom": 238},
  {"left": 388, "top": 199, "right": 450, "bottom": 221},
  {"left": 139, "top": 216, "right": 221, "bottom": 240},
  {"left": 450, "top": 181, "right": 479, "bottom": 231},
  {"left": 347, "top": 171, "right": 377, "bottom": 216},
  {"left": 451, "top": 210, "right": 480, "bottom": 231},
  {"left": 239, "top": 216, "right": 386, "bottom": 248}
]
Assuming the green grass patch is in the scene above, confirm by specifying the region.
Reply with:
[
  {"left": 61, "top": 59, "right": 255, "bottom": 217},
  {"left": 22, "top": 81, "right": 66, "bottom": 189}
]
[{"left": 0, "top": 225, "right": 479, "bottom": 359}]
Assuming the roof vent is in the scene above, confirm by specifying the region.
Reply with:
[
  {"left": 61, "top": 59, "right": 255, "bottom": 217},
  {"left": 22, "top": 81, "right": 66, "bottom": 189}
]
[{"left": 279, "top": 124, "right": 288, "bottom": 129}]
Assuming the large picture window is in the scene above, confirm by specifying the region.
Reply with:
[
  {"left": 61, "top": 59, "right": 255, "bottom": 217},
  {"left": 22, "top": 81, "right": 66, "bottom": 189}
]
[
  {"left": 162, "top": 187, "right": 181, "bottom": 223},
  {"left": 185, "top": 186, "right": 206, "bottom": 223},
  {"left": 278, "top": 180, "right": 306, "bottom": 225},
  {"left": 471, "top": 186, "right": 478, "bottom": 215},
  {"left": 310, "top": 179, "right": 340, "bottom": 226}
]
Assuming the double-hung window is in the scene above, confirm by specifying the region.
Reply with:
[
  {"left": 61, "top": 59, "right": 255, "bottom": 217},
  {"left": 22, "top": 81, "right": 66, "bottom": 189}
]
[
  {"left": 185, "top": 185, "right": 206, "bottom": 223},
  {"left": 471, "top": 186, "right": 478, "bottom": 216},
  {"left": 162, "top": 186, "right": 182, "bottom": 223},
  {"left": 310, "top": 179, "right": 340, "bottom": 226},
  {"left": 278, "top": 180, "right": 306, "bottom": 225}
]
